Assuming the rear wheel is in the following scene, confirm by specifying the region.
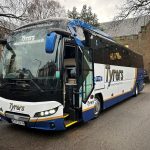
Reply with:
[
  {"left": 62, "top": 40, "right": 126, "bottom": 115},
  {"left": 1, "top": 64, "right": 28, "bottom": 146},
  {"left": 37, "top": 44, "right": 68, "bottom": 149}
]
[{"left": 94, "top": 97, "right": 101, "bottom": 118}]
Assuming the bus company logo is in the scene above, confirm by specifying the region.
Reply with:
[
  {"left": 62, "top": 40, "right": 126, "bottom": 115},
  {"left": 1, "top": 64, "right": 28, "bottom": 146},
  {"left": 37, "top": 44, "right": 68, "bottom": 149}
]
[
  {"left": 9, "top": 103, "right": 25, "bottom": 112},
  {"left": 95, "top": 76, "right": 103, "bottom": 82},
  {"left": 106, "top": 65, "right": 123, "bottom": 86},
  {"left": 22, "top": 36, "right": 35, "bottom": 42}
]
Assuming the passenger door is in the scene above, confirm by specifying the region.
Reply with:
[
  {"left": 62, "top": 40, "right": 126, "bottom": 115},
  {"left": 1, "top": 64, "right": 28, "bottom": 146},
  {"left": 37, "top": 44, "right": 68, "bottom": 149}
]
[{"left": 81, "top": 47, "right": 94, "bottom": 102}]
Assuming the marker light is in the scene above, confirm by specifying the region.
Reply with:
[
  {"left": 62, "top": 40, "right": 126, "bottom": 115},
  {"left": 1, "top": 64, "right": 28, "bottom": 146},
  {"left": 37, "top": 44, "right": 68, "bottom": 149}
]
[{"left": 34, "top": 107, "right": 59, "bottom": 117}]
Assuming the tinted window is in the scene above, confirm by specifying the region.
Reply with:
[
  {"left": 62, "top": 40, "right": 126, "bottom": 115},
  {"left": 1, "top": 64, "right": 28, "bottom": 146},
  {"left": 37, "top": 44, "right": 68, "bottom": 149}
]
[{"left": 92, "top": 35, "right": 143, "bottom": 68}]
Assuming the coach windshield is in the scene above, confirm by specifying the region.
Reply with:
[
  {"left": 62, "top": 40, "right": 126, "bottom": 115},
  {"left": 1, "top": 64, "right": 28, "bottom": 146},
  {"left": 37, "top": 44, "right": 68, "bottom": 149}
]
[{"left": 0, "top": 26, "right": 64, "bottom": 102}]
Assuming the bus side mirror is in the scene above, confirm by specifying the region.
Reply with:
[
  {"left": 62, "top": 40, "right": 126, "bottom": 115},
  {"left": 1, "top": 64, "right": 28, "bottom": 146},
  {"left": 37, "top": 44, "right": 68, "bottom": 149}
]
[{"left": 45, "top": 32, "right": 57, "bottom": 53}]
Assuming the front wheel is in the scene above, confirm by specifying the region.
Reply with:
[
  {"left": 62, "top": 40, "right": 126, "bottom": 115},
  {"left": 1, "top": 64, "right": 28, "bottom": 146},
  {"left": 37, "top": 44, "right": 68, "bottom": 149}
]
[{"left": 94, "top": 97, "right": 101, "bottom": 118}]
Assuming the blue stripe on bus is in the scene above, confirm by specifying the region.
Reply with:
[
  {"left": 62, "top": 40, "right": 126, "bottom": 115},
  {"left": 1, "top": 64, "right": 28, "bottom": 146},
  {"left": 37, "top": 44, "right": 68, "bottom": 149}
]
[
  {"left": 103, "top": 90, "right": 134, "bottom": 109},
  {"left": 137, "top": 68, "right": 144, "bottom": 92},
  {"left": 82, "top": 108, "right": 95, "bottom": 122},
  {"left": 28, "top": 118, "right": 65, "bottom": 131},
  {"left": 0, "top": 115, "right": 11, "bottom": 123},
  {"left": 104, "top": 68, "right": 144, "bottom": 109},
  {"left": 1, "top": 114, "right": 65, "bottom": 131}
]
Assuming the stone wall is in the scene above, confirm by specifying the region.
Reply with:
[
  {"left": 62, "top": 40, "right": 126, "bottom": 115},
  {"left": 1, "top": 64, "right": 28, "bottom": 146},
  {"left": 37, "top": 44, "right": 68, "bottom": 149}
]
[{"left": 115, "top": 22, "right": 150, "bottom": 77}]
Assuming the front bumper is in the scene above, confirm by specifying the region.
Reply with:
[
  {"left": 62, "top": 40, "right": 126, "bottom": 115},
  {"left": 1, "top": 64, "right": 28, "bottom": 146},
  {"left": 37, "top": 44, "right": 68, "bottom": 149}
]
[
  {"left": 0, "top": 98, "right": 65, "bottom": 130},
  {"left": 0, "top": 114, "right": 65, "bottom": 131}
]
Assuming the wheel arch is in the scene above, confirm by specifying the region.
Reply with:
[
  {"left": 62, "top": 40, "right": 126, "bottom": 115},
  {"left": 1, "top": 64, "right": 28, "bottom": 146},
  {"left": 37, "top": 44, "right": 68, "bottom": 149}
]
[{"left": 95, "top": 93, "right": 104, "bottom": 110}]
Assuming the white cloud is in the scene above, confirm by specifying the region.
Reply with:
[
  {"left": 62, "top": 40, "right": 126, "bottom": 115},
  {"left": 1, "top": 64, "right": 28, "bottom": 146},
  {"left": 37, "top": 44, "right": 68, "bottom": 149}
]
[{"left": 58, "top": 0, "right": 126, "bottom": 22}]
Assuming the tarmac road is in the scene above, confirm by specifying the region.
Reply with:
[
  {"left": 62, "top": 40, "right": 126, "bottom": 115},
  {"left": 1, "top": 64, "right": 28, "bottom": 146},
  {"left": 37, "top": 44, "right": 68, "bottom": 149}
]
[{"left": 0, "top": 84, "right": 150, "bottom": 150}]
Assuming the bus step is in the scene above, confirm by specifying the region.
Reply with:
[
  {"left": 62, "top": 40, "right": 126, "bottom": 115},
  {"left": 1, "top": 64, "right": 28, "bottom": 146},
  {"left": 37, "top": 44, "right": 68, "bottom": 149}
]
[
  {"left": 63, "top": 113, "right": 69, "bottom": 119},
  {"left": 64, "top": 120, "right": 78, "bottom": 128}
]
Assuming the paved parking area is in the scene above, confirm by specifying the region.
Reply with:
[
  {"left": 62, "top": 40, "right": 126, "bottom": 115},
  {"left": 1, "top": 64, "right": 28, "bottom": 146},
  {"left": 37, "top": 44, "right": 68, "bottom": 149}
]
[{"left": 0, "top": 84, "right": 150, "bottom": 150}]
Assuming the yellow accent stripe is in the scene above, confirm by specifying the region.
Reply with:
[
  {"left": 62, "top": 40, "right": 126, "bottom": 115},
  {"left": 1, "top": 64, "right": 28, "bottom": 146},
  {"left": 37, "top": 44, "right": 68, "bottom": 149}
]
[
  {"left": 30, "top": 115, "right": 63, "bottom": 122},
  {"left": 82, "top": 106, "right": 95, "bottom": 112},
  {"left": 63, "top": 114, "right": 69, "bottom": 118},
  {"left": 65, "top": 121, "right": 78, "bottom": 128}
]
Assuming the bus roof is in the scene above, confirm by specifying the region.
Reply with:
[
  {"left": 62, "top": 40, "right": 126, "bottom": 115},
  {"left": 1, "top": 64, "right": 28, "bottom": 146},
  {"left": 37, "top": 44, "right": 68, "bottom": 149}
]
[
  {"left": 68, "top": 19, "right": 114, "bottom": 41},
  {"left": 14, "top": 18, "right": 143, "bottom": 56},
  {"left": 16, "top": 18, "right": 71, "bottom": 31},
  {"left": 16, "top": 18, "right": 114, "bottom": 42}
]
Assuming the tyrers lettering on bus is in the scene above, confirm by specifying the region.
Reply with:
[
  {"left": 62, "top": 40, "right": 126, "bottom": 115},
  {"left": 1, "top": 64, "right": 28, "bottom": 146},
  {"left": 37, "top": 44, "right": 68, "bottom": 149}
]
[
  {"left": 106, "top": 65, "right": 124, "bottom": 87},
  {"left": 9, "top": 103, "right": 25, "bottom": 111}
]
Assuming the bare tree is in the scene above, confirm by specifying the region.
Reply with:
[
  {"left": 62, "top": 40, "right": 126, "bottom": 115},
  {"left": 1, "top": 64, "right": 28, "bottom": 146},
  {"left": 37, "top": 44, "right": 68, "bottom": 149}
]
[
  {"left": 68, "top": 5, "right": 100, "bottom": 27},
  {"left": 27, "top": 0, "right": 66, "bottom": 22},
  {"left": 0, "top": 0, "right": 31, "bottom": 30},
  {"left": 115, "top": 0, "right": 150, "bottom": 20},
  {"left": 0, "top": 0, "right": 66, "bottom": 30},
  {"left": 68, "top": 7, "right": 79, "bottom": 19}
]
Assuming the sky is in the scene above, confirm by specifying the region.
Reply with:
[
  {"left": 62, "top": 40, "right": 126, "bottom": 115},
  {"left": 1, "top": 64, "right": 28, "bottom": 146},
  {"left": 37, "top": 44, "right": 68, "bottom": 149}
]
[{"left": 58, "top": 0, "right": 126, "bottom": 23}]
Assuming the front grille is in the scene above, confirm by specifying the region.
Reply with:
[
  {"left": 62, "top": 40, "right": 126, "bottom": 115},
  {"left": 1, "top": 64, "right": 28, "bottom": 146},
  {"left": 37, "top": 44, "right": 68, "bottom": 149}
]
[
  {"left": 0, "top": 89, "right": 63, "bottom": 103},
  {"left": 5, "top": 112, "right": 30, "bottom": 122}
]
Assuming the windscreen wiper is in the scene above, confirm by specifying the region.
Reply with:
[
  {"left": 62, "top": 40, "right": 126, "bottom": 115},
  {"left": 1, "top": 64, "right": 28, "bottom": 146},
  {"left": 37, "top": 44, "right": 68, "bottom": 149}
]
[
  {"left": 28, "top": 78, "right": 44, "bottom": 92},
  {"left": 0, "top": 78, "right": 44, "bottom": 92}
]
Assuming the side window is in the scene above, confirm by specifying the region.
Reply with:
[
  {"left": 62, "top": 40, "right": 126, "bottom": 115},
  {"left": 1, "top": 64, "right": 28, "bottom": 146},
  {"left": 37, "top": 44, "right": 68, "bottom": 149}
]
[
  {"left": 92, "top": 36, "right": 143, "bottom": 68},
  {"left": 129, "top": 51, "right": 135, "bottom": 67},
  {"left": 114, "top": 46, "right": 126, "bottom": 66},
  {"left": 129, "top": 51, "right": 143, "bottom": 68},
  {"left": 123, "top": 48, "right": 131, "bottom": 67},
  {"left": 104, "top": 45, "right": 120, "bottom": 66},
  {"left": 93, "top": 36, "right": 105, "bottom": 64},
  {"left": 93, "top": 37, "right": 122, "bottom": 66},
  {"left": 107, "top": 46, "right": 118, "bottom": 65},
  {"left": 106, "top": 45, "right": 131, "bottom": 67}
]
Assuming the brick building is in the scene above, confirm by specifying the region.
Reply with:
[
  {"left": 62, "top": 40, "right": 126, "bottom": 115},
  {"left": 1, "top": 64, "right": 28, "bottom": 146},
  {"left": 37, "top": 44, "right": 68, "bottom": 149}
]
[{"left": 101, "top": 16, "right": 150, "bottom": 77}]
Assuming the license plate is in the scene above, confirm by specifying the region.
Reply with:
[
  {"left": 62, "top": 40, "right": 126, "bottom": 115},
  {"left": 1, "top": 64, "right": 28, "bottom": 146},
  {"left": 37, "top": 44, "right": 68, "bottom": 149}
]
[{"left": 11, "top": 119, "right": 25, "bottom": 126}]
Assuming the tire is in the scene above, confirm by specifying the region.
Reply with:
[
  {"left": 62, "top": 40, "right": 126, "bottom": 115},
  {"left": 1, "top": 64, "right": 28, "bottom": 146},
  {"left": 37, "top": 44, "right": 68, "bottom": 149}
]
[
  {"left": 94, "top": 97, "right": 101, "bottom": 118},
  {"left": 134, "top": 84, "right": 139, "bottom": 97}
]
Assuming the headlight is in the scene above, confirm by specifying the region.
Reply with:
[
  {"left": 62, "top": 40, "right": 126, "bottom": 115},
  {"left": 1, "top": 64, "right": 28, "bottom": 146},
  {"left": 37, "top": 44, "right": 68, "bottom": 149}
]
[{"left": 34, "top": 107, "right": 59, "bottom": 117}]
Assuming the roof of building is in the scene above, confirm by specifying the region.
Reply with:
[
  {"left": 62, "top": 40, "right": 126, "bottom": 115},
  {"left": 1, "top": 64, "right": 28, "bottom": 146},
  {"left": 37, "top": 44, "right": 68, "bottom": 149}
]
[{"left": 101, "top": 16, "right": 150, "bottom": 37}]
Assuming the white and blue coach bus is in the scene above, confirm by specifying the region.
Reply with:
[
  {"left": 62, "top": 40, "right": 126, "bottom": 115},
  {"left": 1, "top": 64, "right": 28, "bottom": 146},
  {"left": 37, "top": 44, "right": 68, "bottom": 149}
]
[{"left": 0, "top": 18, "right": 144, "bottom": 130}]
